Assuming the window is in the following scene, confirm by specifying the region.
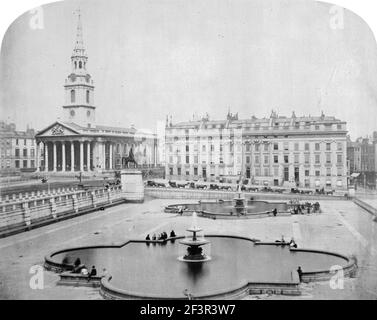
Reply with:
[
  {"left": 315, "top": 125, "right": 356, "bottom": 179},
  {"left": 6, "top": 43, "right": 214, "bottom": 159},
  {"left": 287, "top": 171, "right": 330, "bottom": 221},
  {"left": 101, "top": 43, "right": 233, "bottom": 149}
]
[
  {"left": 305, "top": 170, "right": 309, "bottom": 177},
  {"left": 186, "top": 156, "right": 189, "bottom": 164},
  {"left": 283, "top": 142, "right": 289, "bottom": 151},
  {"left": 255, "top": 155, "right": 260, "bottom": 164},
  {"left": 220, "top": 157, "right": 224, "bottom": 164},
  {"left": 24, "top": 139, "right": 26, "bottom": 145},
  {"left": 255, "top": 168, "right": 261, "bottom": 176},
  {"left": 337, "top": 124, "right": 342, "bottom": 130},
  {"left": 246, "top": 144, "right": 250, "bottom": 152},
  {"left": 326, "top": 167, "right": 331, "bottom": 176},
  {"left": 305, "top": 143, "right": 309, "bottom": 151},
  {"left": 246, "top": 156, "right": 250, "bottom": 164},
  {"left": 294, "top": 143, "right": 299, "bottom": 151},
  {"left": 274, "top": 155, "right": 278, "bottom": 164},
  {"left": 337, "top": 142, "right": 342, "bottom": 151},
  {"left": 194, "top": 156, "right": 198, "bottom": 164},
  {"left": 264, "top": 144, "right": 269, "bottom": 151},
  {"left": 315, "top": 125, "right": 320, "bottom": 130},
  {"left": 274, "top": 143, "right": 278, "bottom": 150},
  {"left": 16, "top": 139, "right": 19, "bottom": 145},
  {"left": 86, "top": 90, "right": 90, "bottom": 103},
  {"left": 194, "top": 167, "right": 198, "bottom": 175},
  {"left": 326, "top": 153, "right": 331, "bottom": 163},
  {"left": 186, "top": 145, "right": 189, "bottom": 152},
  {"left": 315, "top": 170, "right": 320, "bottom": 176},
  {"left": 326, "top": 143, "right": 331, "bottom": 151},
  {"left": 15, "top": 160, "right": 20, "bottom": 168},
  {"left": 264, "top": 168, "right": 269, "bottom": 176},
  {"left": 177, "top": 167, "right": 181, "bottom": 175},
  {"left": 23, "top": 160, "right": 27, "bottom": 168},
  {"left": 315, "top": 154, "right": 320, "bottom": 164},
  {"left": 294, "top": 154, "right": 299, "bottom": 163},
  {"left": 255, "top": 144, "right": 260, "bottom": 152},
  {"left": 220, "top": 144, "right": 223, "bottom": 152},
  {"left": 169, "top": 167, "right": 173, "bottom": 175},
  {"left": 337, "top": 168, "right": 343, "bottom": 176},
  {"left": 284, "top": 155, "right": 289, "bottom": 163},
  {"left": 315, "top": 143, "right": 320, "bottom": 151},
  {"left": 186, "top": 171, "right": 190, "bottom": 176},
  {"left": 15, "top": 149, "right": 20, "bottom": 157},
  {"left": 71, "top": 90, "right": 76, "bottom": 103},
  {"left": 202, "top": 145, "right": 206, "bottom": 152},
  {"left": 337, "top": 154, "right": 342, "bottom": 164},
  {"left": 30, "top": 149, "right": 35, "bottom": 157},
  {"left": 304, "top": 153, "right": 309, "bottom": 164},
  {"left": 79, "top": 61, "right": 82, "bottom": 69},
  {"left": 274, "top": 167, "right": 279, "bottom": 176},
  {"left": 264, "top": 155, "right": 269, "bottom": 164},
  {"left": 210, "top": 145, "right": 214, "bottom": 152}
]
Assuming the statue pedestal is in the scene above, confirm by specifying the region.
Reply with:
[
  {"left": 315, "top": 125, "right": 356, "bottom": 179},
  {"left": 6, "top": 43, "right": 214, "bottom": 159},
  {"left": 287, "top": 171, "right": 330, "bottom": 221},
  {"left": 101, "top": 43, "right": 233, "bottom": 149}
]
[{"left": 120, "top": 169, "right": 144, "bottom": 203}]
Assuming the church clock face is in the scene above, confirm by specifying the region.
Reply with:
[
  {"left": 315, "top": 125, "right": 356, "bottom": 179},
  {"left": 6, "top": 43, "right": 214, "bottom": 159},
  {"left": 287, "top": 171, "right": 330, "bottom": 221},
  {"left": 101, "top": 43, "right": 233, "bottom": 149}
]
[{"left": 70, "top": 110, "right": 75, "bottom": 117}]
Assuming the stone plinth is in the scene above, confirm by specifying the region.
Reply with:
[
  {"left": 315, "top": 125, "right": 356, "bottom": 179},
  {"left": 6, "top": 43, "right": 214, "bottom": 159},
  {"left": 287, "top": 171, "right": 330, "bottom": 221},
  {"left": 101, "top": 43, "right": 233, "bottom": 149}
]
[{"left": 120, "top": 169, "right": 144, "bottom": 203}]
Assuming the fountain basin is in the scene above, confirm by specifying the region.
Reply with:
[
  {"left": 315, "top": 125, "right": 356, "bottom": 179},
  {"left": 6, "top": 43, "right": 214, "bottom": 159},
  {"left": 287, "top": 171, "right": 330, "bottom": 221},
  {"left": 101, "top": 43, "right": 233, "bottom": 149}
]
[
  {"left": 165, "top": 200, "right": 288, "bottom": 219},
  {"left": 45, "top": 235, "right": 357, "bottom": 299}
]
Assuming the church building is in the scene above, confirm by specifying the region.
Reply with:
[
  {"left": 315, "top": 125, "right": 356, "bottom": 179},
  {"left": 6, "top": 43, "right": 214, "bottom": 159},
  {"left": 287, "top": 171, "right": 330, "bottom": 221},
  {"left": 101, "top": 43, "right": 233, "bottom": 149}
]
[{"left": 35, "top": 12, "right": 158, "bottom": 175}]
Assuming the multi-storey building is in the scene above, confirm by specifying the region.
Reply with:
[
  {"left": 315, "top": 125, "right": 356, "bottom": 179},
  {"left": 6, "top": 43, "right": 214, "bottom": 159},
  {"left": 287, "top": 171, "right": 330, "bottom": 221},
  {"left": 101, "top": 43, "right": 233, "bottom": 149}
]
[
  {"left": 165, "top": 111, "right": 348, "bottom": 190},
  {"left": 347, "top": 133, "right": 377, "bottom": 189},
  {"left": 0, "top": 121, "right": 38, "bottom": 174}
]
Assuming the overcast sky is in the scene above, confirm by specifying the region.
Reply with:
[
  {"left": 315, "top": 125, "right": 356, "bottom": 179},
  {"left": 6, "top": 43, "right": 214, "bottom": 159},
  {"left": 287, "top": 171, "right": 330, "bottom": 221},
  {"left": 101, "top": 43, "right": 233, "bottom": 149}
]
[{"left": 1, "top": 0, "right": 377, "bottom": 139}]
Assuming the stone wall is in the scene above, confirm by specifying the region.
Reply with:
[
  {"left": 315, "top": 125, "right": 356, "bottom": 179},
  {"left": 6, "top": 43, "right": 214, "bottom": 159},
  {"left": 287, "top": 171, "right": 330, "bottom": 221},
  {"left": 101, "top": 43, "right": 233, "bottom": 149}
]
[{"left": 145, "top": 187, "right": 347, "bottom": 201}]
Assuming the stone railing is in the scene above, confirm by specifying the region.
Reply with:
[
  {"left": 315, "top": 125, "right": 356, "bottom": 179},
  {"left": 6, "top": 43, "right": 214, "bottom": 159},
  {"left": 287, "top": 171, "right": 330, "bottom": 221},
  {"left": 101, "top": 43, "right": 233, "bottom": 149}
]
[{"left": 0, "top": 185, "right": 125, "bottom": 238}]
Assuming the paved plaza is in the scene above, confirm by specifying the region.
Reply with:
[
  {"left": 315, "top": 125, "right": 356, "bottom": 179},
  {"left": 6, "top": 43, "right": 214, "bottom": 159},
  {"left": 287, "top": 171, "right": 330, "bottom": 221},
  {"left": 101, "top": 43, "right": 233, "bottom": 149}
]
[{"left": 0, "top": 197, "right": 376, "bottom": 300}]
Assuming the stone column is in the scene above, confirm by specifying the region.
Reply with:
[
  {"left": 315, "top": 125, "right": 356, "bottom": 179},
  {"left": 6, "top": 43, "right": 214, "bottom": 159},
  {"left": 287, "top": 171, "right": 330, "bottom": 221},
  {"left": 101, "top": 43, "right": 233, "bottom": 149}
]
[
  {"left": 80, "top": 141, "right": 84, "bottom": 172},
  {"left": 71, "top": 142, "right": 75, "bottom": 172},
  {"left": 109, "top": 143, "right": 113, "bottom": 169},
  {"left": 62, "top": 142, "right": 66, "bottom": 172},
  {"left": 53, "top": 142, "right": 57, "bottom": 172},
  {"left": 103, "top": 142, "right": 107, "bottom": 170},
  {"left": 36, "top": 142, "right": 40, "bottom": 172},
  {"left": 86, "top": 141, "right": 91, "bottom": 171},
  {"left": 44, "top": 143, "right": 49, "bottom": 172}
]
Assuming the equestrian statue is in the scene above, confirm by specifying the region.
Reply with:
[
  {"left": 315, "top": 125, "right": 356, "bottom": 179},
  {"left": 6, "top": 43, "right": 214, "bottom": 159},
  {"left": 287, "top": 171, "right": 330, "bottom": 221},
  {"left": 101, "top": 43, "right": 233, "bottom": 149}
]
[{"left": 122, "top": 148, "right": 138, "bottom": 168}]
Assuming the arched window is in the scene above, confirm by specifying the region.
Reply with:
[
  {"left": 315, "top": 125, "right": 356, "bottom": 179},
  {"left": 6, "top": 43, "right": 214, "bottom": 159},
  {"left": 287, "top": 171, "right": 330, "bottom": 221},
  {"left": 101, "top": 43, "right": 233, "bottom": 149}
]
[
  {"left": 79, "top": 61, "right": 82, "bottom": 69},
  {"left": 70, "top": 90, "right": 76, "bottom": 103},
  {"left": 86, "top": 90, "right": 90, "bottom": 103},
  {"left": 74, "top": 61, "right": 77, "bottom": 69}
]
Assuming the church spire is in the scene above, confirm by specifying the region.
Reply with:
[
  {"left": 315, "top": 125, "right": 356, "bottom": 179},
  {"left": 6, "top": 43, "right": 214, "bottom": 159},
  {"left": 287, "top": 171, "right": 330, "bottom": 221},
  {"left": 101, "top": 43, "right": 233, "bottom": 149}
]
[{"left": 75, "top": 9, "right": 84, "bottom": 49}]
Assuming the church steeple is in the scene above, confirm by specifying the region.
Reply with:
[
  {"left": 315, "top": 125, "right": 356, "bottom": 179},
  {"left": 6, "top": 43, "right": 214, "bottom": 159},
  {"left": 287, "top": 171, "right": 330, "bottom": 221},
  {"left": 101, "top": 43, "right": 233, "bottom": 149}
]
[{"left": 63, "top": 9, "right": 96, "bottom": 128}]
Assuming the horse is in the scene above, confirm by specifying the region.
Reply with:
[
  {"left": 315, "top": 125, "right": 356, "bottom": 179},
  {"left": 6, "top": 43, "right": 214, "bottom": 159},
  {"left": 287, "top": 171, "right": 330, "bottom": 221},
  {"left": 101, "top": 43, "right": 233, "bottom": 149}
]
[
  {"left": 122, "top": 156, "right": 138, "bottom": 168},
  {"left": 122, "top": 149, "right": 138, "bottom": 168}
]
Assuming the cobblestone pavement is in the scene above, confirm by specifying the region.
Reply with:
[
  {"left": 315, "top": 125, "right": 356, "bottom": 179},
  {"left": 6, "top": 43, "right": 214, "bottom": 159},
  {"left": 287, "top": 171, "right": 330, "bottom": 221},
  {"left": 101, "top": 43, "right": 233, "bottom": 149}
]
[{"left": 0, "top": 197, "right": 376, "bottom": 300}]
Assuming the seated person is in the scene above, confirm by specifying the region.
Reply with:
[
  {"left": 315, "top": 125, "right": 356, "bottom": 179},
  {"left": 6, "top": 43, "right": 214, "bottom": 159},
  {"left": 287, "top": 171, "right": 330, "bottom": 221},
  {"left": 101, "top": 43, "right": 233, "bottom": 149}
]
[
  {"left": 289, "top": 238, "right": 298, "bottom": 248},
  {"left": 88, "top": 266, "right": 97, "bottom": 282},
  {"left": 170, "top": 230, "right": 176, "bottom": 238},
  {"left": 81, "top": 266, "right": 88, "bottom": 276},
  {"left": 152, "top": 234, "right": 157, "bottom": 241},
  {"left": 272, "top": 208, "right": 277, "bottom": 217},
  {"left": 145, "top": 234, "right": 150, "bottom": 241}
]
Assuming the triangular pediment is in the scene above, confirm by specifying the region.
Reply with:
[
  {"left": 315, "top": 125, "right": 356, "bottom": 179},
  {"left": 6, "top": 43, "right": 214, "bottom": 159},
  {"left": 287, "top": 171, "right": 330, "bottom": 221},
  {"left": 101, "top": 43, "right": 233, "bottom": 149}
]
[{"left": 36, "top": 121, "right": 81, "bottom": 137}]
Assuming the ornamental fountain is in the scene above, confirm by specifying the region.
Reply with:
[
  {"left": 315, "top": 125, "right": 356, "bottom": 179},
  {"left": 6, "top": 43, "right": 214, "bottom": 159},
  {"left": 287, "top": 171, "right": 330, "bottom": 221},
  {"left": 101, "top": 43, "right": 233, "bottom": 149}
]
[{"left": 178, "top": 212, "right": 211, "bottom": 262}]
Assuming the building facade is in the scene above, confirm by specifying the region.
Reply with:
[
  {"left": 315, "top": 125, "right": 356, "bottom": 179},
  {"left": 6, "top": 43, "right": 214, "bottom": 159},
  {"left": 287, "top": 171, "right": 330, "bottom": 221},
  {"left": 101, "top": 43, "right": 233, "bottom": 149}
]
[
  {"left": 347, "top": 133, "right": 377, "bottom": 189},
  {"left": 0, "top": 121, "right": 38, "bottom": 175},
  {"left": 165, "top": 111, "right": 348, "bottom": 190},
  {"left": 35, "top": 12, "right": 158, "bottom": 175}
]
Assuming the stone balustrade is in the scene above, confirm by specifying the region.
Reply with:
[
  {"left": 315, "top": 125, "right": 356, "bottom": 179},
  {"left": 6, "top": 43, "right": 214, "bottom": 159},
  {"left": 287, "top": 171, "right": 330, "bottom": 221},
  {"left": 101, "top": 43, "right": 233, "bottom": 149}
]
[{"left": 0, "top": 185, "right": 124, "bottom": 237}]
